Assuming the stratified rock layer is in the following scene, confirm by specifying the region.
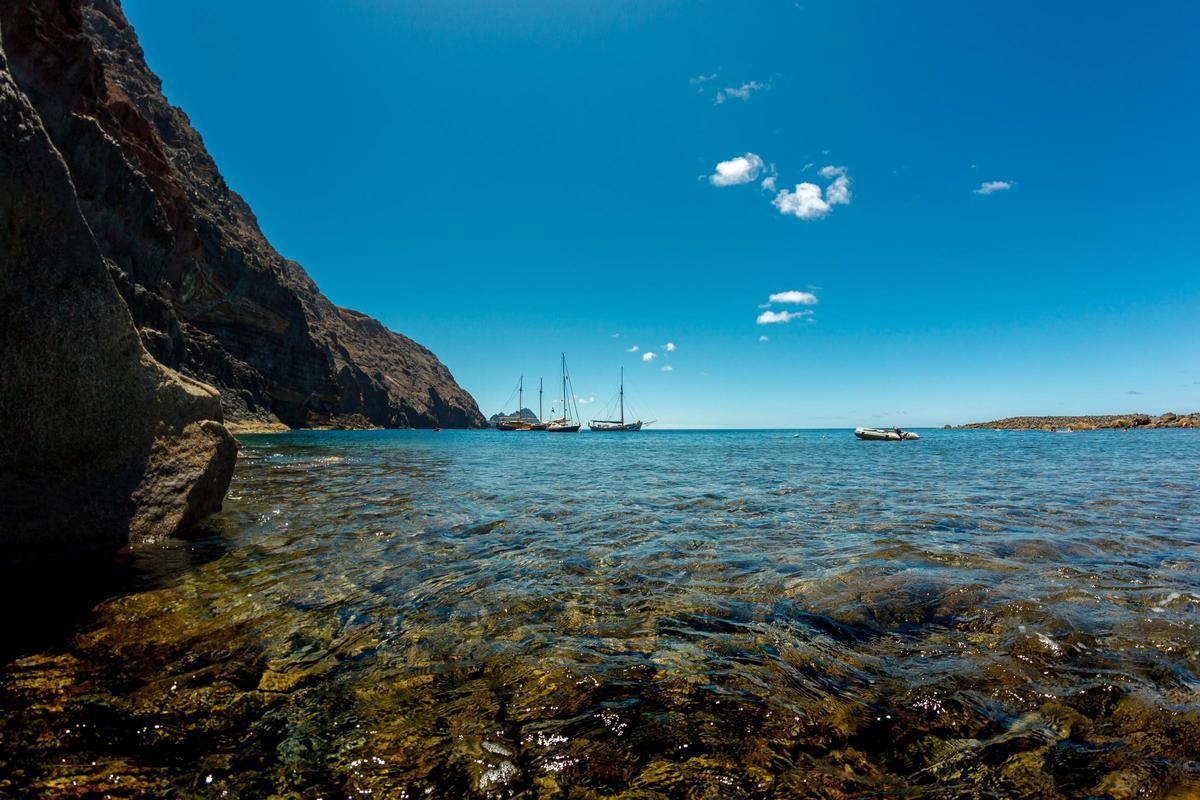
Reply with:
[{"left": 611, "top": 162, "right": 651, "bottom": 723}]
[
  {"left": 0, "top": 37, "right": 237, "bottom": 554},
  {"left": 0, "top": 0, "right": 484, "bottom": 430}
]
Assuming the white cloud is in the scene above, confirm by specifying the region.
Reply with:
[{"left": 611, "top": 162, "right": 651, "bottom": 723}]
[
  {"left": 661, "top": 365, "right": 673, "bottom": 372},
  {"left": 709, "top": 153, "right": 764, "bottom": 187},
  {"left": 575, "top": 395, "right": 597, "bottom": 405},
  {"left": 663, "top": 342, "right": 676, "bottom": 352},
  {"left": 825, "top": 174, "right": 851, "bottom": 205},
  {"left": 768, "top": 290, "right": 818, "bottom": 305},
  {"left": 626, "top": 345, "right": 640, "bottom": 353},
  {"left": 642, "top": 351, "right": 657, "bottom": 361},
  {"left": 757, "top": 309, "right": 813, "bottom": 325},
  {"left": 772, "top": 182, "right": 831, "bottom": 220},
  {"left": 715, "top": 80, "right": 766, "bottom": 104},
  {"left": 610, "top": 333, "right": 621, "bottom": 338},
  {"left": 760, "top": 175, "right": 777, "bottom": 192},
  {"left": 974, "top": 180, "right": 1011, "bottom": 195},
  {"left": 759, "top": 335, "right": 769, "bottom": 342},
  {"left": 689, "top": 73, "right": 717, "bottom": 85},
  {"left": 771, "top": 167, "right": 851, "bottom": 219}
]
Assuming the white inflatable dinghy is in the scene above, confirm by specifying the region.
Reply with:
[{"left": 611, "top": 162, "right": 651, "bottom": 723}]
[{"left": 854, "top": 427, "right": 920, "bottom": 441}]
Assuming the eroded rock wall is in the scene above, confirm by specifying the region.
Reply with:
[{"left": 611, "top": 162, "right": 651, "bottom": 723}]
[
  {"left": 0, "top": 0, "right": 484, "bottom": 430},
  {"left": 0, "top": 35, "right": 236, "bottom": 555}
]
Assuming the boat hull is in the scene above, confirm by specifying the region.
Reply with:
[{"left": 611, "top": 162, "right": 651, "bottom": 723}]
[
  {"left": 588, "top": 421, "right": 643, "bottom": 432},
  {"left": 854, "top": 427, "right": 920, "bottom": 441},
  {"left": 547, "top": 423, "right": 581, "bottom": 432}
]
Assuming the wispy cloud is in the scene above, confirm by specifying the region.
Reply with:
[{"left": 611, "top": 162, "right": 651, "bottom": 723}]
[
  {"left": 756, "top": 309, "right": 813, "bottom": 325},
  {"left": 709, "top": 153, "right": 765, "bottom": 187},
  {"left": 768, "top": 290, "right": 818, "bottom": 305},
  {"left": 663, "top": 342, "right": 676, "bottom": 352},
  {"left": 642, "top": 351, "right": 657, "bottom": 361},
  {"left": 626, "top": 345, "right": 640, "bottom": 353},
  {"left": 759, "top": 335, "right": 769, "bottom": 342},
  {"left": 661, "top": 365, "right": 673, "bottom": 372},
  {"left": 610, "top": 333, "right": 621, "bottom": 338},
  {"left": 825, "top": 174, "right": 851, "bottom": 205},
  {"left": 689, "top": 73, "right": 717, "bottom": 85},
  {"left": 760, "top": 175, "right": 777, "bottom": 192},
  {"left": 576, "top": 394, "right": 597, "bottom": 405},
  {"left": 974, "top": 180, "right": 1012, "bottom": 195},
  {"left": 715, "top": 80, "right": 767, "bottom": 105}
]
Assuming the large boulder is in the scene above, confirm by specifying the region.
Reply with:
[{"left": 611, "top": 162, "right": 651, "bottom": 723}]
[{"left": 0, "top": 38, "right": 236, "bottom": 557}]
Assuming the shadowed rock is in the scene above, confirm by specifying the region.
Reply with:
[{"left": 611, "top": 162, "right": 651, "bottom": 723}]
[
  {"left": 0, "top": 35, "right": 236, "bottom": 555},
  {"left": 0, "top": 0, "right": 484, "bottom": 430}
]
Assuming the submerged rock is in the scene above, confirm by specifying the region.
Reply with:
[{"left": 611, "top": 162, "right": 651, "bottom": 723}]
[{"left": 0, "top": 35, "right": 236, "bottom": 554}]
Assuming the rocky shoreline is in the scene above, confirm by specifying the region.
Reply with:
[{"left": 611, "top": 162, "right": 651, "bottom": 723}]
[
  {"left": 0, "top": 0, "right": 485, "bottom": 557},
  {"left": 956, "top": 412, "right": 1199, "bottom": 431}
]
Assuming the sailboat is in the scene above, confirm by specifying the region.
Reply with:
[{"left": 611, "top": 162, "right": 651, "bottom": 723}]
[
  {"left": 546, "top": 354, "right": 581, "bottom": 432},
  {"left": 528, "top": 378, "right": 549, "bottom": 430},
  {"left": 494, "top": 376, "right": 533, "bottom": 430},
  {"left": 589, "top": 368, "right": 644, "bottom": 432}
]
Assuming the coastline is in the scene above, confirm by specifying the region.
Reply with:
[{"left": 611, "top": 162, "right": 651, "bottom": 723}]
[{"left": 956, "top": 411, "right": 1198, "bottom": 431}]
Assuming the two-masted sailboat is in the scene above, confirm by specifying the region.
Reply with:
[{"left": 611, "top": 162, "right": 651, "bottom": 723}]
[
  {"left": 547, "top": 353, "right": 581, "bottom": 432},
  {"left": 589, "top": 368, "right": 645, "bottom": 431},
  {"left": 494, "top": 376, "right": 541, "bottom": 430}
]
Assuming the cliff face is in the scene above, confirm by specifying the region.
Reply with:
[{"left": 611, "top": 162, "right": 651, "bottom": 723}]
[
  {"left": 0, "top": 0, "right": 484, "bottom": 430},
  {"left": 0, "top": 34, "right": 237, "bottom": 555}
]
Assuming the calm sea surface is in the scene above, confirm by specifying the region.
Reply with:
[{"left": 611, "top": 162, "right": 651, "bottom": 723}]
[{"left": 2, "top": 428, "right": 1199, "bottom": 798}]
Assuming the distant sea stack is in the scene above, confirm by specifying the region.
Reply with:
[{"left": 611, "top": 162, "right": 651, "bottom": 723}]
[
  {"left": 958, "top": 413, "right": 1199, "bottom": 431},
  {"left": 489, "top": 408, "right": 540, "bottom": 425},
  {"left": 0, "top": 0, "right": 485, "bottom": 432}
]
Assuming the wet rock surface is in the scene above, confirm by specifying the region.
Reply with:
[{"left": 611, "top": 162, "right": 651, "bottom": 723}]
[
  {"left": 1, "top": 429, "right": 1198, "bottom": 797},
  {"left": 0, "top": 0, "right": 483, "bottom": 430}
]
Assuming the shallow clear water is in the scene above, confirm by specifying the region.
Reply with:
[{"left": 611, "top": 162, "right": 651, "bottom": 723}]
[{"left": 2, "top": 429, "right": 1199, "bottom": 798}]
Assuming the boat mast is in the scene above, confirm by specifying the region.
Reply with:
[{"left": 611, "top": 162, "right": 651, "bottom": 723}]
[
  {"left": 519, "top": 376, "right": 523, "bottom": 416},
  {"left": 539, "top": 378, "right": 543, "bottom": 422},
  {"left": 561, "top": 354, "right": 567, "bottom": 422},
  {"left": 620, "top": 367, "right": 624, "bottom": 424}
]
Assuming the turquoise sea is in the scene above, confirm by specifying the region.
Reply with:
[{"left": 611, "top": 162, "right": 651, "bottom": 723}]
[{"left": 2, "top": 428, "right": 1199, "bottom": 797}]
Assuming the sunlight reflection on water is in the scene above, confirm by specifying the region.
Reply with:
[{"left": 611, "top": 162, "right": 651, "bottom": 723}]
[{"left": 2, "top": 428, "right": 1199, "bottom": 797}]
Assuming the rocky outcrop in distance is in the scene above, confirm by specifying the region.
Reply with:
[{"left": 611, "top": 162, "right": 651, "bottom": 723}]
[
  {"left": 0, "top": 0, "right": 484, "bottom": 431},
  {"left": 488, "top": 408, "right": 540, "bottom": 424},
  {"left": 0, "top": 35, "right": 236, "bottom": 557},
  {"left": 957, "top": 412, "right": 1199, "bottom": 431}
]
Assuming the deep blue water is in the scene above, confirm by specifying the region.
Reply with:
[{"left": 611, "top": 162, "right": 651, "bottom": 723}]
[{"left": 3, "top": 428, "right": 1199, "bottom": 797}]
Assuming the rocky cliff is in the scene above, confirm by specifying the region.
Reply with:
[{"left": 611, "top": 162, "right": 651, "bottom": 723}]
[
  {"left": 0, "top": 0, "right": 484, "bottom": 431},
  {"left": 0, "top": 34, "right": 236, "bottom": 555}
]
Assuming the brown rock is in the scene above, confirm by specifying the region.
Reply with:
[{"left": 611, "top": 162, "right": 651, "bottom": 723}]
[
  {"left": 0, "top": 0, "right": 484, "bottom": 429},
  {"left": 0, "top": 37, "right": 235, "bottom": 555}
]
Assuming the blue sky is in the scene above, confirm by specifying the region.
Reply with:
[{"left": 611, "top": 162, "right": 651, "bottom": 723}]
[{"left": 124, "top": 0, "right": 1199, "bottom": 427}]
